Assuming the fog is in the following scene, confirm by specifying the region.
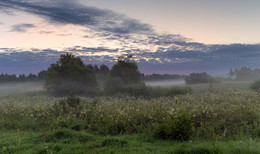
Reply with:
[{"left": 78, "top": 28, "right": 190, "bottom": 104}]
[
  {"left": 0, "top": 82, "right": 44, "bottom": 97},
  {"left": 145, "top": 79, "right": 185, "bottom": 87}
]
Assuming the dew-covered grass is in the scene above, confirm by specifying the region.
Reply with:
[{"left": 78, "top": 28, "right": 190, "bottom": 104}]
[{"left": 0, "top": 89, "right": 260, "bottom": 153}]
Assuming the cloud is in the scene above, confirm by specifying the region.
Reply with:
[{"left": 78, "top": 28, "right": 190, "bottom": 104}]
[
  {"left": 0, "top": 5, "right": 15, "bottom": 15},
  {"left": 141, "top": 43, "right": 260, "bottom": 64},
  {"left": 209, "top": 44, "right": 260, "bottom": 60},
  {"left": 10, "top": 23, "right": 36, "bottom": 32},
  {"left": 0, "top": 0, "right": 188, "bottom": 52},
  {"left": 133, "top": 43, "right": 260, "bottom": 74},
  {"left": 148, "top": 34, "right": 188, "bottom": 46},
  {"left": 39, "top": 31, "right": 54, "bottom": 34},
  {"left": 1, "top": 0, "right": 260, "bottom": 74},
  {"left": 66, "top": 46, "right": 119, "bottom": 54},
  {"left": 0, "top": 0, "right": 152, "bottom": 35},
  {"left": 1, "top": 44, "right": 260, "bottom": 75}
]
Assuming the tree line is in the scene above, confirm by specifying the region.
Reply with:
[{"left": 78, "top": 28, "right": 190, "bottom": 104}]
[
  {"left": 0, "top": 53, "right": 193, "bottom": 97},
  {"left": 229, "top": 66, "right": 260, "bottom": 81},
  {"left": 0, "top": 64, "right": 110, "bottom": 84},
  {"left": 41, "top": 53, "right": 147, "bottom": 96},
  {"left": 141, "top": 73, "right": 185, "bottom": 81},
  {"left": 0, "top": 73, "right": 41, "bottom": 83},
  {"left": 42, "top": 53, "right": 191, "bottom": 97}
]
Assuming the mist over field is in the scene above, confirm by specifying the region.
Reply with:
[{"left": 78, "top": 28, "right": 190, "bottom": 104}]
[
  {"left": 0, "top": 81, "right": 44, "bottom": 97},
  {"left": 1, "top": 0, "right": 260, "bottom": 153},
  {"left": 145, "top": 79, "right": 185, "bottom": 87},
  {"left": 0, "top": 78, "right": 253, "bottom": 98}
]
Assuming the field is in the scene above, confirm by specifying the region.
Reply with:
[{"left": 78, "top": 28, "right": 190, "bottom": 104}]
[
  {"left": 0, "top": 82, "right": 260, "bottom": 153},
  {"left": 1, "top": 131, "right": 259, "bottom": 153},
  {"left": 146, "top": 79, "right": 252, "bottom": 91},
  {"left": 190, "top": 81, "right": 252, "bottom": 92}
]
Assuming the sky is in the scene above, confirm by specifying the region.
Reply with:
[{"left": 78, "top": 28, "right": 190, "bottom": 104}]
[{"left": 0, "top": 0, "right": 260, "bottom": 75}]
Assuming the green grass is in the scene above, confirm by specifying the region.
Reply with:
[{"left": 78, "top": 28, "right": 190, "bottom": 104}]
[
  {"left": 1, "top": 90, "right": 260, "bottom": 138},
  {"left": 1, "top": 89, "right": 260, "bottom": 153},
  {"left": 0, "top": 130, "right": 260, "bottom": 153}
]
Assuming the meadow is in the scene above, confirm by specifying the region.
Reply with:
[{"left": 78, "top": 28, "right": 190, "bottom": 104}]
[
  {"left": 146, "top": 79, "right": 251, "bottom": 91},
  {"left": 0, "top": 82, "right": 260, "bottom": 153}
]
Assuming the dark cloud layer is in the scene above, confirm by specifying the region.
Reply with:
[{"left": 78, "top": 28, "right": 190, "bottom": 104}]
[
  {"left": 0, "top": 5, "right": 14, "bottom": 15},
  {"left": 1, "top": 44, "right": 260, "bottom": 75},
  {"left": 10, "top": 23, "right": 36, "bottom": 32},
  {"left": 1, "top": 0, "right": 260, "bottom": 74},
  {"left": 0, "top": 0, "right": 152, "bottom": 35}
]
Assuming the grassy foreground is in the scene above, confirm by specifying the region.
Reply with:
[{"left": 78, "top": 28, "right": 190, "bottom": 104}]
[
  {"left": 0, "top": 89, "right": 260, "bottom": 153},
  {"left": 1, "top": 130, "right": 260, "bottom": 153}
]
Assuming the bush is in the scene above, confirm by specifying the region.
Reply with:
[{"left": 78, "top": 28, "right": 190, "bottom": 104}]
[
  {"left": 118, "top": 82, "right": 148, "bottom": 97},
  {"left": 52, "top": 94, "right": 82, "bottom": 118},
  {"left": 153, "top": 110, "right": 194, "bottom": 141},
  {"left": 166, "top": 86, "right": 193, "bottom": 96},
  {"left": 145, "top": 86, "right": 192, "bottom": 98},
  {"left": 185, "top": 72, "right": 214, "bottom": 84},
  {"left": 42, "top": 128, "right": 94, "bottom": 143},
  {"left": 250, "top": 79, "right": 260, "bottom": 90},
  {"left": 102, "top": 138, "right": 128, "bottom": 147},
  {"left": 104, "top": 77, "right": 124, "bottom": 94}
]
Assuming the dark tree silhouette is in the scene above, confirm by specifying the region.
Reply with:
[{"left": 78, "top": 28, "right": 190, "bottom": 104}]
[
  {"left": 185, "top": 72, "right": 214, "bottom": 84},
  {"left": 104, "top": 54, "right": 144, "bottom": 94},
  {"left": 109, "top": 54, "right": 141, "bottom": 84},
  {"left": 45, "top": 53, "right": 98, "bottom": 96},
  {"left": 99, "top": 64, "right": 110, "bottom": 75}
]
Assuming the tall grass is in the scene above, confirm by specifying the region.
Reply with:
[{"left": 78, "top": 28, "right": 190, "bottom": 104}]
[{"left": 0, "top": 89, "right": 259, "bottom": 140}]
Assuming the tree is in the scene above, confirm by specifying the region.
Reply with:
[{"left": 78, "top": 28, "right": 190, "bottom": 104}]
[
  {"left": 18, "top": 74, "right": 26, "bottom": 82},
  {"left": 28, "top": 73, "right": 37, "bottom": 81},
  {"left": 229, "top": 69, "right": 234, "bottom": 77},
  {"left": 185, "top": 72, "right": 214, "bottom": 84},
  {"left": 109, "top": 54, "right": 141, "bottom": 84},
  {"left": 104, "top": 54, "right": 144, "bottom": 94},
  {"left": 235, "top": 66, "right": 253, "bottom": 80},
  {"left": 99, "top": 64, "right": 110, "bottom": 75},
  {"left": 250, "top": 79, "right": 260, "bottom": 91},
  {"left": 45, "top": 53, "right": 98, "bottom": 96},
  {"left": 38, "top": 70, "right": 47, "bottom": 80}
]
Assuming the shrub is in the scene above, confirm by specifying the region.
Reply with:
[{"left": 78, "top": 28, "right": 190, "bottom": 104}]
[
  {"left": 185, "top": 72, "right": 214, "bottom": 84},
  {"left": 51, "top": 118, "right": 85, "bottom": 131},
  {"left": 119, "top": 82, "right": 148, "bottom": 97},
  {"left": 145, "top": 86, "right": 192, "bottom": 98},
  {"left": 104, "top": 77, "right": 124, "bottom": 95},
  {"left": 153, "top": 110, "right": 194, "bottom": 141},
  {"left": 166, "top": 86, "right": 193, "bottom": 96},
  {"left": 250, "top": 79, "right": 260, "bottom": 91},
  {"left": 102, "top": 138, "right": 128, "bottom": 147},
  {"left": 52, "top": 94, "right": 82, "bottom": 117},
  {"left": 42, "top": 128, "right": 94, "bottom": 143}
]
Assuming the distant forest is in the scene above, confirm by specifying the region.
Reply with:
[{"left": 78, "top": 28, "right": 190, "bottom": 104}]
[
  {"left": 0, "top": 64, "right": 110, "bottom": 84},
  {"left": 229, "top": 66, "right": 260, "bottom": 81},
  {"left": 141, "top": 74, "right": 186, "bottom": 81},
  {"left": 0, "top": 72, "right": 186, "bottom": 83},
  {"left": 0, "top": 72, "right": 43, "bottom": 83},
  {"left": 0, "top": 66, "right": 260, "bottom": 83}
]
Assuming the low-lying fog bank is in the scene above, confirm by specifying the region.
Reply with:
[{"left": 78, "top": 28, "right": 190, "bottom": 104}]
[
  {"left": 145, "top": 79, "right": 253, "bottom": 91},
  {"left": 0, "top": 81, "right": 44, "bottom": 97},
  {"left": 145, "top": 79, "right": 185, "bottom": 87}
]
